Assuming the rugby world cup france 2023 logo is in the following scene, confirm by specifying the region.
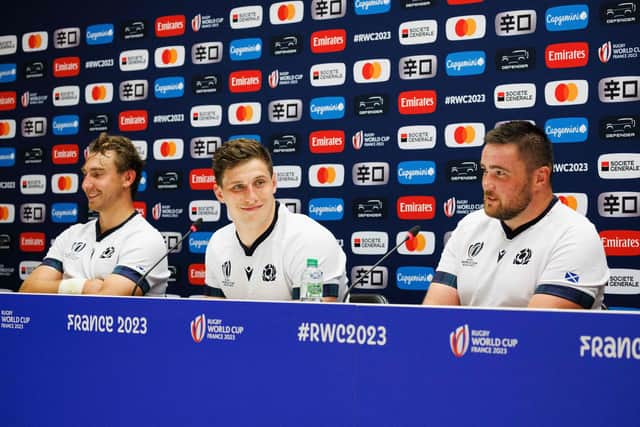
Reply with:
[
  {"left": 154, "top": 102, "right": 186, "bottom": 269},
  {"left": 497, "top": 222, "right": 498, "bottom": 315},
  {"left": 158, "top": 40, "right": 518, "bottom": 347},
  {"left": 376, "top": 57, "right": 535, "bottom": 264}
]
[
  {"left": 450, "top": 324, "right": 470, "bottom": 357},
  {"left": 190, "top": 313, "right": 206, "bottom": 343}
]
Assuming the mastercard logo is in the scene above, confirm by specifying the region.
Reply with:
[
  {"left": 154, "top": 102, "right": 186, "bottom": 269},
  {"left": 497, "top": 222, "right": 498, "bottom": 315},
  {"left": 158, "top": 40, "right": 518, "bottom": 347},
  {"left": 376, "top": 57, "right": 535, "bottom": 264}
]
[
  {"left": 558, "top": 195, "right": 578, "bottom": 210},
  {"left": 28, "top": 34, "right": 43, "bottom": 49},
  {"left": 0, "top": 205, "right": 12, "bottom": 220},
  {"left": 446, "top": 15, "right": 485, "bottom": 41},
  {"left": 161, "top": 48, "right": 179, "bottom": 64},
  {"left": 405, "top": 234, "right": 427, "bottom": 252},
  {"left": 555, "top": 193, "right": 588, "bottom": 215},
  {"left": 0, "top": 120, "right": 15, "bottom": 138},
  {"left": 235, "top": 105, "right": 254, "bottom": 122},
  {"left": 270, "top": 1, "right": 303, "bottom": 24},
  {"left": 277, "top": 4, "right": 297, "bottom": 21},
  {"left": 91, "top": 85, "right": 108, "bottom": 101},
  {"left": 160, "top": 141, "right": 177, "bottom": 156},
  {"left": 554, "top": 83, "right": 579, "bottom": 102},
  {"left": 361, "top": 61, "right": 383, "bottom": 80},
  {"left": 455, "top": 18, "right": 477, "bottom": 36},
  {"left": 316, "top": 166, "right": 337, "bottom": 184},
  {"left": 21, "top": 32, "right": 48, "bottom": 52},
  {"left": 85, "top": 83, "right": 112, "bottom": 104},
  {"left": 52, "top": 174, "right": 78, "bottom": 194},
  {"left": 444, "top": 123, "right": 485, "bottom": 148},
  {"left": 545, "top": 80, "right": 588, "bottom": 106},
  {"left": 153, "top": 139, "right": 184, "bottom": 160},
  {"left": 453, "top": 126, "right": 476, "bottom": 144},
  {"left": 353, "top": 59, "right": 390, "bottom": 84},
  {"left": 228, "top": 102, "right": 260, "bottom": 125},
  {"left": 57, "top": 175, "right": 74, "bottom": 190}
]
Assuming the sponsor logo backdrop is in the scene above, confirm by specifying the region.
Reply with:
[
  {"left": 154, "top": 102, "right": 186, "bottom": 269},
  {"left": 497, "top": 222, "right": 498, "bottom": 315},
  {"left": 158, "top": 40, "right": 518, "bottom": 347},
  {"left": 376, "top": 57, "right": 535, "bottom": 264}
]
[{"left": 0, "top": 0, "right": 638, "bottom": 306}]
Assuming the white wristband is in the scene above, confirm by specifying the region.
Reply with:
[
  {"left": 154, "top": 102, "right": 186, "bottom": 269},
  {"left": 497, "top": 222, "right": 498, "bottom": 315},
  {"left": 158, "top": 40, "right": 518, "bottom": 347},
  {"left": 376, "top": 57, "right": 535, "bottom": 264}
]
[{"left": 58, "top": 278, "right": 86, "bottom": 295}]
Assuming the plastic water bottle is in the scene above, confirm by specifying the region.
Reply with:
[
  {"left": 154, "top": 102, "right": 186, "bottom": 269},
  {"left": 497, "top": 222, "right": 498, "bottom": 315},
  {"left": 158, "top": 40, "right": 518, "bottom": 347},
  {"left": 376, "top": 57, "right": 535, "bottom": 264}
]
[{"left": 300, "top": 258, "right": 323, "bottom": 302}]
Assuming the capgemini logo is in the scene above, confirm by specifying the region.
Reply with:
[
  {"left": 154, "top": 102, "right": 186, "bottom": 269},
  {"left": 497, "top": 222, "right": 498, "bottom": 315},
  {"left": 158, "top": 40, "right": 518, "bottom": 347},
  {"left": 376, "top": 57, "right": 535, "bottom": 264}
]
[
  {"left": 190, "top": 313, "right": 206, "bottom": 343},
  {"left": 449, "top": 324, "right": 470, "bottom": 357}
]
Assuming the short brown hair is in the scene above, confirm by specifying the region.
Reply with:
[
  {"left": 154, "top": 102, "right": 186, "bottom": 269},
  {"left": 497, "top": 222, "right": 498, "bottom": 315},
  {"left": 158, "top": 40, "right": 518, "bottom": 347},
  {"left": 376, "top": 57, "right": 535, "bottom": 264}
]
[
  {"left": 485, "top": 121, "right": 554, "bottom": 173},
  {"left": 87, "top": 132, "right": 144, "bottom": 197},
  {"left": 212, "top": 138, "right": 273, "bottom": 186}
]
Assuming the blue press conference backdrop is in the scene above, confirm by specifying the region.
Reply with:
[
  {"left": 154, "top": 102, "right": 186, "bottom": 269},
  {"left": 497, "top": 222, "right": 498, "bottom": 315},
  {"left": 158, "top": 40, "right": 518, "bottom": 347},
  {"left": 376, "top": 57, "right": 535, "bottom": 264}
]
[{"left": 0, "top": 0, "right": 638, "bottom": 304}]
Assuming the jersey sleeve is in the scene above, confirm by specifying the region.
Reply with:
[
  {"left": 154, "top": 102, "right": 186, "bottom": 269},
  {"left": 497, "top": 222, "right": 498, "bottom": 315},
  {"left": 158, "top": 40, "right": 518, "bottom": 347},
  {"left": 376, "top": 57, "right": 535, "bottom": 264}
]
[
  {"left": 41, "top": 225, "right": 74, "bottom": 273},
  {"left": 433, "top": 217, "right": 469, "bottom": 288},
  {"left": 204, "top": 232, "right": 225, "bottom": 298},
  {"left": 113, "top": 226, "right": 170, "bottom": 295},
  {"left": 535, "top": 221, "right": 609, "bottom": 309}
]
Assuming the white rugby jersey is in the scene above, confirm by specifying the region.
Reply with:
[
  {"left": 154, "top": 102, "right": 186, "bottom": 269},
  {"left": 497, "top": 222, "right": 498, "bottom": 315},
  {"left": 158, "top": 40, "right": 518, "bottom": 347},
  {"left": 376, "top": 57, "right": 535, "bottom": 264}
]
[
  {"left": 42, "top": 213, "right": 169, "bottom": 295},
  {"left": 205, "top": 203, "right": 348, "bottom": 300},
  {"left": 434, "top": 199, "right": 609, "bottom": 309}
]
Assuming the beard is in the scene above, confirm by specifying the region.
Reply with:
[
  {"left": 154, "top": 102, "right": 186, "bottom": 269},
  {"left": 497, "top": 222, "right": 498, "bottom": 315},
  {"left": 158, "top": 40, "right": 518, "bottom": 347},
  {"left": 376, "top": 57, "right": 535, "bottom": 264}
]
[{"left": 483, "top": 181, "right": 533, "bottom": 221}]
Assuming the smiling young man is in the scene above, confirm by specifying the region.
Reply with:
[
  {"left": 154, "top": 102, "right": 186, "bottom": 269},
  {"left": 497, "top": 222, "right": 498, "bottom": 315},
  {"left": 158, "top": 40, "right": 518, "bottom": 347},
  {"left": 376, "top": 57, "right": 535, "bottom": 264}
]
[
  {"left": 423, "top": 121, "right": 609, "bottom": 309},
  {"left": 19, "top": 133, "right": 169, "bottom": 296},
  {"left": 204, "top": 138, "right": 348, "bottom": 301}
]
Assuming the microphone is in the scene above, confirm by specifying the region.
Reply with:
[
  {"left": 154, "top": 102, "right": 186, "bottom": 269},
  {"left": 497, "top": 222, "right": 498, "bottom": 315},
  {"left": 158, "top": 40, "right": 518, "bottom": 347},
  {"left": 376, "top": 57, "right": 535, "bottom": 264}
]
[
  {"left": 130, "top": 218, "right": 203, "bottom": 296},
  {"left": 342, "top": 225, "right": 421, "bottom": 303}
]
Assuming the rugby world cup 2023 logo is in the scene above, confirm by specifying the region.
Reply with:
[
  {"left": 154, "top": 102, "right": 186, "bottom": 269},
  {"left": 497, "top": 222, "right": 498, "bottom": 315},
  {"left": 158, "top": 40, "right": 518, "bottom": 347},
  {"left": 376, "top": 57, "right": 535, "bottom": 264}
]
[
  {"left": 450, "top": 324, "right": 470, "bottom": 357},
  {"left": 190, "top": 313, "right": 206, "bottom": 343}
]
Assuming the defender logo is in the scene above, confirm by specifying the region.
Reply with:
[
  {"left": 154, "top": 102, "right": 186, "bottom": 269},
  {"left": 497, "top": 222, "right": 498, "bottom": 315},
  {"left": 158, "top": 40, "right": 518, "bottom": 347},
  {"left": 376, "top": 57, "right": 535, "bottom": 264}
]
[
  {"left": 496, "top": 47, "right": 535, "bottom": 71},
  {"left": 24, "top": 61, "right": 45, "bottom": 79},
  {"left": 192, "top": 75, "right": 221, "bottom": 94},
  {"left": 353, "top": 198, "right": 386, "bottom": 219},
  {"left": 600, "top": 115, "right": 639, "bottom": 139},
  {"left": 272, "top": 34, "right": 301, "bottom": 56},
  {"left": 355, "top": 94, "right": 387, "bottom": 116},
  {"left": 271, "top": 134, "right": 298, "bottom": 154}
]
